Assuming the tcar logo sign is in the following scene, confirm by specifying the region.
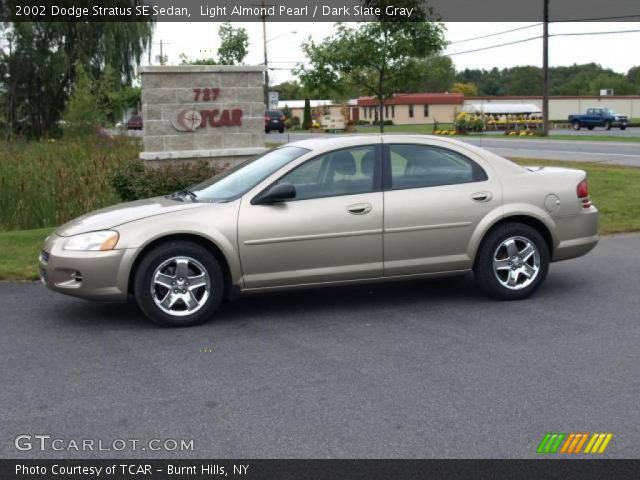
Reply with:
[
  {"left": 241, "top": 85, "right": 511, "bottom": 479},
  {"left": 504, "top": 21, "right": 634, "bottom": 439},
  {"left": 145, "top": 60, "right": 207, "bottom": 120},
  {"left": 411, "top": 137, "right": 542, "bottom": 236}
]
[
  {"left": 171, "top": 108, "right": 243, "bottom": 132},
  {"left": 170, "top": 88, "right": 244, "bottom": 132},
  {"left": 171, "top": 109, "right": 202, "bottom": 131}
]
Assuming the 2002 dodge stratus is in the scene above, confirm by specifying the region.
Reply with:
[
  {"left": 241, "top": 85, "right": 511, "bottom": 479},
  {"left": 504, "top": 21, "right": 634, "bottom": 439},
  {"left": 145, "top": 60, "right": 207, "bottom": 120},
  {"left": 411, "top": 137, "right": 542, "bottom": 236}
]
[{"left": 40, "top": 136, "right": 598, "bottom": 326}]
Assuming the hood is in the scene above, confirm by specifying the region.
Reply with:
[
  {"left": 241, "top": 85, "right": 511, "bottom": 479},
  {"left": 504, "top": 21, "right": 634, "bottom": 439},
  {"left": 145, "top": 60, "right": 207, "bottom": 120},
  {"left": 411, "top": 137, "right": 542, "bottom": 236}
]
[{"left": 56, "top": 196, "right": 211, "bottom": 237}]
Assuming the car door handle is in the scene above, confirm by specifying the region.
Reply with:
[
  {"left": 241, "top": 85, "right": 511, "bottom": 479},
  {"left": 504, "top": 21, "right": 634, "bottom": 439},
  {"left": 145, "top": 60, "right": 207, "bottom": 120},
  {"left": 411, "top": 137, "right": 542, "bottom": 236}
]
[
  {"left": 471, "top": 192, "right": 493, "bottom": 202},
  {"left": 347, "top": 203, "right": 372, "bottom": 215}
]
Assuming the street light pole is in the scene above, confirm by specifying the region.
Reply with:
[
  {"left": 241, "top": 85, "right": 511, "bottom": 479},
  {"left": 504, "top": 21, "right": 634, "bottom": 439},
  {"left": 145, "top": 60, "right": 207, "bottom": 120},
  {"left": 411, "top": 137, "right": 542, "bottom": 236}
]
[
  {"left": 261, "top": 1, "right": 269, "bottom": 106},
  {"left": 542, "top": 0, "right": 550, "bottom": 136}
]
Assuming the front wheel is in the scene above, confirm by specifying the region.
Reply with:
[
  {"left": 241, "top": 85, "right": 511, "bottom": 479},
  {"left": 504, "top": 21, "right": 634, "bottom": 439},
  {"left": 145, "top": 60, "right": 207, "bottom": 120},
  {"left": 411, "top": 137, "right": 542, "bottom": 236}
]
[
  {"left": 134, "top": 241, "right": 224, "bottom": 327},
  {"left": 620, "top": 125, "right": 627, "bottom": 131},
  {"left": 474, "top": 223, "right": 549, "bottom": 300}
]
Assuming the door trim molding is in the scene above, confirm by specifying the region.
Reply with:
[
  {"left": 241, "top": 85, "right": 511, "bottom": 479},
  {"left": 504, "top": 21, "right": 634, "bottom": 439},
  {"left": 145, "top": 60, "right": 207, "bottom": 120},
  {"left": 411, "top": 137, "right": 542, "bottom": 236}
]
[
  {"left": 384, "top": 221, "right": 472, "bottom": 234},
  {"left": 244, "top": 228, "right": 383, "bottom": 246}
]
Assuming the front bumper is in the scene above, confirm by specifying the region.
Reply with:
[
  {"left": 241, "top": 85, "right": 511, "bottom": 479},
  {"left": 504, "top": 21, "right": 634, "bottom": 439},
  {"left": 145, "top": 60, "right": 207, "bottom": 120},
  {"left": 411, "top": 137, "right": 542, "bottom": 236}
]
[{"left": 39, "top": 234, "right": 134, "bottom": 301}]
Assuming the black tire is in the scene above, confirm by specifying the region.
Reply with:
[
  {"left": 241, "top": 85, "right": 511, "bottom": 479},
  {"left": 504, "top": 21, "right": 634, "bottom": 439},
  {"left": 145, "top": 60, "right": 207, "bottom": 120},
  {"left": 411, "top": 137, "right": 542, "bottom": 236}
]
[
  {"left": 572, "top": 121, "right": 581, "bottom": 131},
  {"left": 473, "top": 223, "right": 550, "bottom": 301},
  {"left": 265, "top": 128, "right": 271, "bottom": 134},
  {"left": 278, "top": 128, "right": 284, "bottom": 134},
  {"left": 587, "top": 126, "right": 594, "bottom": 131},
  {"left": 605, "top": 121, "right": 612, "bottom": 130},
  {"left": 134, "top": 240, "right": 224, "bottom": 327},
  {"left": 620, "top": 125, "right": 627, "bottom": 131}
]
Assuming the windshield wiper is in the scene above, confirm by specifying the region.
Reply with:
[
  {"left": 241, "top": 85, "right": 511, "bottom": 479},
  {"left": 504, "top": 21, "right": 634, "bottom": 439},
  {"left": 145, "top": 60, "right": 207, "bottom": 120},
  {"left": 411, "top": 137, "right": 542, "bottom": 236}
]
[{"left": 169, "top": 189, "right": 198, "bottom": 202}]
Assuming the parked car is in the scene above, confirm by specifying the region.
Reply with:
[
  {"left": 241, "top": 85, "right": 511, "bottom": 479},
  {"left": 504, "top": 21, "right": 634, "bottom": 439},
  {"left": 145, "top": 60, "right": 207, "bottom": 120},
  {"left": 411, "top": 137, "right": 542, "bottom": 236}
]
[
  {"left": 40, "top": 135, "right": 599, "bottom": 327},
  {"left": 126, "top": 115, "right": 143, "bottom": 130},
  {"left": 265, "top": 110, "right": 285, "bottom": 133},
  {"left": 568, "top": 108, "right": 628, "bottom": 131}
]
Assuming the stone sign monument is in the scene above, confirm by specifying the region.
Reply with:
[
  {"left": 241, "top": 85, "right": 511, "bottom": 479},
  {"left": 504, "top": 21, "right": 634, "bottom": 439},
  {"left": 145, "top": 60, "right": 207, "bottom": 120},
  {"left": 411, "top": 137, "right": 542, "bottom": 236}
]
[{"left": 139, "top": 65, "right": 267, "bottom": 167}]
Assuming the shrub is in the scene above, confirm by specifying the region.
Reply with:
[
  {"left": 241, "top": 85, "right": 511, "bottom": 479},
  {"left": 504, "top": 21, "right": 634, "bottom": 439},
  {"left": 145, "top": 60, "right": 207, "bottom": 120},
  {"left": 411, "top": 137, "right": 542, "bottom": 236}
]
[
  {"left": 110, "top": 159, "right": 223, "bottom": 201},
  {"left": 291, "top": 116, "right": 301, "bottom": 127},
  {"left": 372, "top": 119, "right": 394, "bottom": 126},
  {"left": 356, "top": 120, "right": 371, "bottom": 126},
  {"left": 0, "top": 137, "right": 139, "bottom": 230}
]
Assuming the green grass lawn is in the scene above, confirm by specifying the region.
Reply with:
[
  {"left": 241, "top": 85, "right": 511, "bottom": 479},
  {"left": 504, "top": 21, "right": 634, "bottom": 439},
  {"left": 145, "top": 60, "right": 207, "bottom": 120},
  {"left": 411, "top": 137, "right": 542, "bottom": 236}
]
[
  {"left": 1, "top": 160, "right": 638, "bottom": 282},
  {"left": 0, "top": 228, "right": 52, "bottom": 281}
]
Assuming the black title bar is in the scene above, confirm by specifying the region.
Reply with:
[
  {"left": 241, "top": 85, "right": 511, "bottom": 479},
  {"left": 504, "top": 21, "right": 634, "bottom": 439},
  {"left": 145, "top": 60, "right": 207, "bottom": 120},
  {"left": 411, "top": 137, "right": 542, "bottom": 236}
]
[
  {"left": 2, "top": 460, "right": 640, "bottom": 480},
  {"left": 3, "top": 0, "right": 640, "bottom": 22}
]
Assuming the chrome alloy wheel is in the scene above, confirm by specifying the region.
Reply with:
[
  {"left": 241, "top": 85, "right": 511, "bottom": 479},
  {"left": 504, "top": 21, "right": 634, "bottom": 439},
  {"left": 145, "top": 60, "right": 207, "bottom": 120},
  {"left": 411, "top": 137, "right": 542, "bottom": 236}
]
[
  {"left": 492, "top": 236, "right": 541, "bottom": 290},
  {"left": 151, "top": 256, "right": 211, "bottom": 316}
]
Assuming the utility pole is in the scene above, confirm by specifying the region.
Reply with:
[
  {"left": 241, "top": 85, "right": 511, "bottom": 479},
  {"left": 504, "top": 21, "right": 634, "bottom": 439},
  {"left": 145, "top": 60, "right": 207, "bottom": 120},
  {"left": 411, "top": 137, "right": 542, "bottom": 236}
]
[
  {"left": 261, "top": 0, "right": 269, "bottom": 106},
  {"left": 542, "top": 0, "right": 549, "bottom": 136},
  {"left": 151, "top": 39, "right": 170, "bottom": 65}
]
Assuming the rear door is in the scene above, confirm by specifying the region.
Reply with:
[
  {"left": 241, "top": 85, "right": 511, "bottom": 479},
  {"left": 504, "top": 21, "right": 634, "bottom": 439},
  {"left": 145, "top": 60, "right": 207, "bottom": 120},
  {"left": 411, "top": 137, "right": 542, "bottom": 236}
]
[{"left": 382, "top": 140, "right": 502, "bottom": 276}]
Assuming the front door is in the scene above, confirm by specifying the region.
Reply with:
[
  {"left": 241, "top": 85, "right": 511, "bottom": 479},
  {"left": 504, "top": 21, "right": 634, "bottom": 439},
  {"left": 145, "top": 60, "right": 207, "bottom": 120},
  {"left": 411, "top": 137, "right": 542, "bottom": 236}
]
[
  {"left": 238, "top": 144, "right": 383, "bottom": 289},
  {"left": 382, "top": 141, "right": 502, "bottom": 276}
]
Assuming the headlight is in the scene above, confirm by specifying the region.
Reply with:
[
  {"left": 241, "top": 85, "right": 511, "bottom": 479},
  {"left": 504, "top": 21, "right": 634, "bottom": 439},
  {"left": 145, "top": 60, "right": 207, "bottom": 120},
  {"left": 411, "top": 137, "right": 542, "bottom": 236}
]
[{"left": 64, "top": 231, "right": 119, "bottom": 251}]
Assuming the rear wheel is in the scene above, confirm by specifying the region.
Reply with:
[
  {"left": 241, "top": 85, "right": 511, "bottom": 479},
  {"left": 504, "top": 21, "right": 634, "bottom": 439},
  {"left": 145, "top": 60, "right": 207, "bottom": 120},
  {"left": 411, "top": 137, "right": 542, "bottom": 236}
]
[
  {"left": 474, "top": 223, "right": 549, "bottom": 300},
  {"left": 621, "top": 125, "right": 627, "bottom": 131},
  {"left": 134, "top": 241, "right": 224, "bottom": 327},
  {"left": 265, "top": 127, "right": 271, "bottom": 134},
  {"left": 278, "top": 127, "right": 285, "bottom": 134},
  {"left": 572, "top": 121, "right": 581, "bottom": 131}
]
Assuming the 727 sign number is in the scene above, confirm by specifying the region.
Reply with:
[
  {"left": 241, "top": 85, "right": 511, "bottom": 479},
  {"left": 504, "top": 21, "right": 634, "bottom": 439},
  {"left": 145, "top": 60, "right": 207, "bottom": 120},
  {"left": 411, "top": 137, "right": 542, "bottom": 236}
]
[{"left": 193, "top": 88, "right": 220, "bottom": 101}]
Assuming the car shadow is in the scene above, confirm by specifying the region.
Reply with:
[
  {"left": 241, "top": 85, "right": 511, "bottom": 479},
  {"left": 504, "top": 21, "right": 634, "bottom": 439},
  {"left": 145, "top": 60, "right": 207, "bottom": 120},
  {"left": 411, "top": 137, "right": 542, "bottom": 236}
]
[
  {"left": 58, "top": 269, "right": 588, "bottom": 329},
  {"left": 58, "top": 274, "right": 489, "bottom": 329}
]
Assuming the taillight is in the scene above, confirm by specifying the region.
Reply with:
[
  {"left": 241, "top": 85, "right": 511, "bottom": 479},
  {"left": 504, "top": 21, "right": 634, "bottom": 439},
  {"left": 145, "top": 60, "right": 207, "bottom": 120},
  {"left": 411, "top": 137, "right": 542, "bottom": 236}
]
[{"left": 577, "top": 179, "right": 591, "bottom": 208}]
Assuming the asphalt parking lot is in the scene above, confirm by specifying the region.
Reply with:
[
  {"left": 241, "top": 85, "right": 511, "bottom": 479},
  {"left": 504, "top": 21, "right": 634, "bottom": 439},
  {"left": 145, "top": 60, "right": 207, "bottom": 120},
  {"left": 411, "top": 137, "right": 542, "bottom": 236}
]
[{"left": 2, "top": 233, "right": 639, "bottom": 459}]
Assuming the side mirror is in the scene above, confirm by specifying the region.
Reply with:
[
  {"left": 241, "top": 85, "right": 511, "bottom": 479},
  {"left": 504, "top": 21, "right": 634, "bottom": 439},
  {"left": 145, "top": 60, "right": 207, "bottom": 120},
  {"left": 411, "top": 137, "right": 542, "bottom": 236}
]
[{"left": 252, "top": 182, "right": 296, "bottom": 205}]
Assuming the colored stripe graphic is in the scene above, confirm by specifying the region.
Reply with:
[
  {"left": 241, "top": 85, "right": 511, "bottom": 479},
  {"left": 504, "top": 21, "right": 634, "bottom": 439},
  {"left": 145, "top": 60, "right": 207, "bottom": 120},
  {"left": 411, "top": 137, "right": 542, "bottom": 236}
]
[
  {"left": 584, "top": 433, "right": 613, "bottom": 454},
  {"left": 537, "top": 433, "right": 566, "bottom": 454},
  {"left": 560, "top": 432, "right": 589, "bottom": 453},
  {"left": 538, "top": 433, "right": 613, "bottom": 454}
]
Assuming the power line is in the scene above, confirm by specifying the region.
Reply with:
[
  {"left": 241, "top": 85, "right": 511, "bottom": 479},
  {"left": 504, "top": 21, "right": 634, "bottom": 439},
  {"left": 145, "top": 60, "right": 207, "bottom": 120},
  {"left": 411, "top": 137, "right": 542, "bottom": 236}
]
[
  {"left": 552, "top": 28, "right": 640, "bottom": 37},
  {"left": 448, "top": 23, "right": 542, "bottom": 45},
  {"left": 446, "top": 35, "right": 543, "bottom": 57},
  {"left": 445, "top": 27, "right": 640, "bottom": 57},
  {"left": 556, "top": 13, "right": 640, "bottom": 21}
]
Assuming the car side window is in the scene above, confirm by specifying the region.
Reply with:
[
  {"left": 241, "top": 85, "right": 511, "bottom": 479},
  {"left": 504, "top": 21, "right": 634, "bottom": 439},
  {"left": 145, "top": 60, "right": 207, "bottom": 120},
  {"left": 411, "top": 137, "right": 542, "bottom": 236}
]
[
  {"left": 386, "top": 144, "right": 487, "bottom": 190},
  {"left": 277, "top": 146, "right": 378, "bottom": 201}
]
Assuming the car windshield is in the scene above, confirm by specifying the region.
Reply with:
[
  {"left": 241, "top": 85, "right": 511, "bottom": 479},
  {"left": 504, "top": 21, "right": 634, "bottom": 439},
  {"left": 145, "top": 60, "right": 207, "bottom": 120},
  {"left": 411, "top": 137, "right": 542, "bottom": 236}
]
[{"left": 191, "top": 146, "right": 309, "bottom": 202}]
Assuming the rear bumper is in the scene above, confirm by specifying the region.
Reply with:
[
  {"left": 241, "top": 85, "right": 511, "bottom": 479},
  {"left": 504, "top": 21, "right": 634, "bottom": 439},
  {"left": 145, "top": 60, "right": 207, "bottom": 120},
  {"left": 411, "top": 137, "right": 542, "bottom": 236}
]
[{"left": 553, "top": 207, "right": 599, "bottom": 262}]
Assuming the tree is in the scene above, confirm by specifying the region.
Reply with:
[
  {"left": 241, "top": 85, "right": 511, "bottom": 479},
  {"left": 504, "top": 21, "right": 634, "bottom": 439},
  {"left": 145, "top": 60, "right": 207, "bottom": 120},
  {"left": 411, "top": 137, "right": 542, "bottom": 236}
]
[
  {"left": 296, "top": 4, "right": 445, "bottom": 133},
  {"left": 271, "top": 80, "right": 303, "bottom": 100},
  {"left": 1, "top": 19, "right": 153, "bottom": 137},
  {"left": 217, "top": 23, "right": 249, "bottom": 65},
  {"left": 627, "top": 66, "right": 640, "bottom": 92},
  {"left": 405, "top": 56, "right": 455, "bottom": 93},
  {"left": 62, "top": 63, "right": 104, "bottom": 137},
  {"left": 179, "top": 53, "right": 217, "bottom": 66},
  {"left": 451, "top": 82, "right": 478, "bottom": 96},
  {"left": 302, "top": 98, "right": 312, "bottom": 130},
  {"left": 180, "top": 23, "right": 249, "bottom": 66}
]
